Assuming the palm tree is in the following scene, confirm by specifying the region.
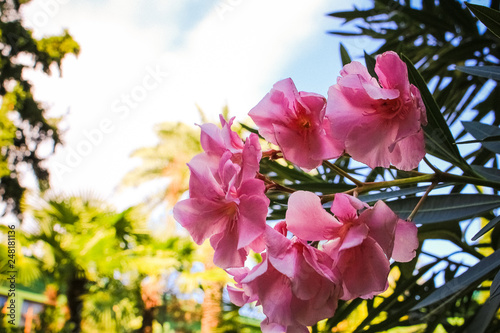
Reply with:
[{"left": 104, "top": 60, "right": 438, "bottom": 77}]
[{"left": 24, "top": 195, "right": 151, "bottom": 333}]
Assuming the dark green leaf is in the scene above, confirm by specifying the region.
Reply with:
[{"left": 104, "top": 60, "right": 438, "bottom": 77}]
[
  {"left": 411, "top": 249, "right": 500, "bottom": 310},
  {"left": 260, "top": 159, "right": 319, "bottom": 183},
  {"left": 387, "top": 194, "right": 500, "bottom": 224},
  {"left": 402, "top": 54, "right": 471, "bottom": 173},
  {"left": 471, "top": 165, "right": 500, "bottom": 182},
  {"left": 417, "top": 221, "right": 462, "bottom": 243},
  {"left": 471, "top": 215, "right": 500, "bottom": 241},
  {"left": 466, "top": 3, "right": 500, "bottom": 39},
  {"left": 465, "top": 270, "right": 500, "bottom": 333},
  {"left": 364, "top": 51, "right": 378, "bottom": 79},
  {"left": 287, "top": 182, "right": 354, "bottom": 194},
  {"left": 462, "top": 121, "right": 500, "bottom": 154},
  {"left": 358, "top": 183, "right": 452, "bottom": 203},
  {"left": 456, "top": 66, "right": 500, "bottom": 81},
  {"left": 339, "top": 43, "right": 352, "bottom": 66}
]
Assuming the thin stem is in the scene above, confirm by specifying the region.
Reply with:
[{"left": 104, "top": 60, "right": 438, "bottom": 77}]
[
  {"left": 407, "top": 182, "right": 437, "bottom": 222},
  {"left": 323, "top": 160, "right": 364, "bottom": 187},
  {"left": 424, "top": 157, "right": 441, "bottom": 175}
]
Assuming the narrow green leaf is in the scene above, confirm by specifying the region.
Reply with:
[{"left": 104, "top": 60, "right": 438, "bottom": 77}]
[
  {"left": 464, "top": 270, "right": 500, "bottom": 333},
  {"left": 260, "top": 159, "right": 319, "bottom": 183},
  {"left": 466, "top": 3, "right": 500, "bottom": 39},
  {"left": 239, "top": 122, "right": 260, "bottom": 135},
  {"left": 402, "top": 54, "right": 470, "bottom": 172},
  {"left": 339, "top": 43, "right": 352, "bottom": 66},
  {"left": 471, "top": 165, "right": 500, "bottom": 182},
  {"left": 358, "top": 183, "right": 452, "bottom": 203},
  {"left": 411, "top": 249, "right": 500, "bottom": 310},
  {"left": 462, "top": 121, "right": 500, "bottom": 154},
  {"left": 457, "top": 66, "right": 500, "bottom": 81},
  {"left": 471, "top": 215, "right": 500, "bottom": 241},
  {"left": 417, "top": 221, "right": 462, "bottom": 243},
  {"left": 387, "top": 194, "right": 500, "bottom": 224},
  {"left": 287, "top": 182, "right": 354, "bottom": 194},
  {"left": 364, "top": 51, "right": 378, "bottom": 79}
]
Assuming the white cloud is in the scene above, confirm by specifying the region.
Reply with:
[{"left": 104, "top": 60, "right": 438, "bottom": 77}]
[{"left": 21, "top": 0, "right": 355, "bottom": 207}]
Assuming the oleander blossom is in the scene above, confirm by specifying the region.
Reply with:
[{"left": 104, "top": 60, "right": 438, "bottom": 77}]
[
  {"left": 173, "top": 116, "right": 269, "bottom": 269},
  {"left": 286, "top": 191, "right": 418, "bottom": 300},
  {"left": 249, "top": 78, "right": 343, "bottom": 170},
  {"left": 227, "top": 223, "right": 343, "bottom": 332},
  {"left": 326, "top": 51, "right": 427, "bottom": 171}
]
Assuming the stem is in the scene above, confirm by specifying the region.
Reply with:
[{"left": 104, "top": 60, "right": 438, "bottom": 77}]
[
  {"left": 439, "top": 172, "right": 500, "bottom": 190},
  {"left": 407, "top": 182, "right": 437, "bottom": 222},
  {"left": 424, "top": 157, "right": 441, "bottom": 175},
  {"left": 257, "top": 172, "right": 296, "bottom": 194},
  {"left": 323, "top": 160, "right": 364, "bottom": 186}
]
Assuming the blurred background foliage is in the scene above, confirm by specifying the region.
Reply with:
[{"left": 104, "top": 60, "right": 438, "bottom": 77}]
[{"left": 3, "top": 0, "right": 500, "bottom": 332}]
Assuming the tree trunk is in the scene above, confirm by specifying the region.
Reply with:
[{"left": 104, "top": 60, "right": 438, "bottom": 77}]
[
  {"left": 201, "top": 280, "right": 224, "bottom": 333},
  {"left": 140, "top": 307, "right": 155, "bottom": 333},
  {"left": 200, "top": 251, "right": 224, "bottom": 333},
  {"left": 66, "top": 271, "right": 87, "bottom": 333}
]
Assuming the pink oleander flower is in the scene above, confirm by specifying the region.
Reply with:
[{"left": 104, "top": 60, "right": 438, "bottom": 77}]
[
  {"left": 249, "top": 78, "right": 343, "bottom": 170},
  {"left": 326, "top": 51, "right": 427, "bottom": 171},
  {"left": 173, "top": 118, "right": 269, "bottom": 269},
  {"left": 286, "top": 191, "right": 418, "bottom": 300},
  {"left": 199, "top": 115, "right": 261, "bottom": 180},
  {"left": 227, "top": 223, "right": 342, "bottom": 332}
]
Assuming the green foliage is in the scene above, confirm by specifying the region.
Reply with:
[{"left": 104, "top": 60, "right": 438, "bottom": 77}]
[{"left": 0, "top": 2, "right": 79, "bottom": 217}]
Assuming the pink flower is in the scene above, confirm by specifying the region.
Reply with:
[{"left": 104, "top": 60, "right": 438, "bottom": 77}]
[
  {"left": 286, "top": 191, "right": 418, "bottom": 300},
  {"left": 199, "top": 115, "right": 261, "bottom": 180},
  {"left": 173, "top": 117, "right": 268, "bottom": 269},
  {"left": 326, "top": 51, "right": 427, "bottom": 171},
  {"left": 249, "top": 78, "right": 343, "bottom": 170},
  {"left": 228, "top": 224, "right": 342, "bottom": 332}
]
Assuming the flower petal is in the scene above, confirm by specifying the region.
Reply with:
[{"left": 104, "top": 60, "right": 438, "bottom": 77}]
[
  {"left": 286, "top": 191, "right": 342, "bottom": 241},
  {"left": 392, "top": 220, "right": 419, "bottom": 262},
  {"left": 359, "top": 200, "right": 399, "bottom": 258}
]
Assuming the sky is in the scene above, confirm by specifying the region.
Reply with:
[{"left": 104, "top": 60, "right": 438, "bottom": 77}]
[{"left": 19, "top": 0, "right": 375, "bottom": 208}]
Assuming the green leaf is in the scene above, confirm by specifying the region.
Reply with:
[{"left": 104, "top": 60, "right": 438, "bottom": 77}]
[
  {"left": 386, "top": 194, "right": 500, "bottom": 224},
  {"left": 402, "top": 54, "right": 470, "bottom": 172},
  {"left": 471, "top": 165, "right": 500, "bottom": 182},
  {"left": 456, "top": 66, "right": 500, "bottom": 81},
  {"left": 239, "top": 122, "right": 260, "bottom": 135},
  {"left": 287, "top": 182, "right": 354, "bottom": 194},
  {"left": 472, "top": 215, "right": 500, "bottom": 241},
  {"left": 464, "top": 270, "right": 500, "bottom": 333},
  {"left": 260, "top": 159, "right": 319, "bottom": 183},
  {"left": 411, "top": 249, "right": 500, "bottom": 310},
  {"left": 339, "top": 43, "right": 352, "bottom": 66},
  {"left": 358, "top": 183, "right": 452, "bottom": 203},
  {"left": 462, "top": 121, "right": 500, "bottom": 154},
  {"left": 465, "top": 3, "right": 500, "bottom": 39},
  {"left": 417, "top": 221, "right": 462, "bottom": 243},
  {"left": 364, "top": 51, "right": 378, "bottom": 79}
]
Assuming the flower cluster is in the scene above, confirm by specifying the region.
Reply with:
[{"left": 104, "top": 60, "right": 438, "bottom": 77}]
[{"left": 173, "top": 52, "right": 424, "bottom": 332}]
